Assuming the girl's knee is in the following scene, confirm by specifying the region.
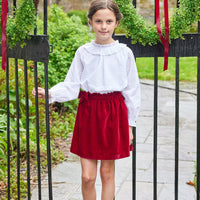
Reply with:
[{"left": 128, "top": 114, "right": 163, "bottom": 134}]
[
  {"left": 100, "top": 161, "right": 115, "bottom": 183},
  {"left": 80, "top": 158, "right": 97, "bottom": 186},
  {"left": 82, "top": 174, "right": 96, "bottom": 186}
]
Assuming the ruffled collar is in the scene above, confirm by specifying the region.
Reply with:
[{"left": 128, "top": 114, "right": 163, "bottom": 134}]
[{"left": 83, "top": 40, "right": 126, "bottom": 55}]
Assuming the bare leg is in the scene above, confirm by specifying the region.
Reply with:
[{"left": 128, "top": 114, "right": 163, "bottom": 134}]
[
  {"left": 80, "top": 158, "right": 97, "bottom": 200},
  {"left": 100, "top": 160, "right": 115, "bottom": 200}
]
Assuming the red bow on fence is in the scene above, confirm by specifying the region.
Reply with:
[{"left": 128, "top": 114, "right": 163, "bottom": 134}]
[
  {"left": 1, "top": 0, "right": 8, "bottom": 71},
  {"left": 155, "top": 0, "right": 169, "bottom": 71}
]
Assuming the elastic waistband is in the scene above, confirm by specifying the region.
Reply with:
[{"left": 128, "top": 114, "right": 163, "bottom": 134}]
[{"left": 78, "top": 91, "right": 123, "bottom": 101}]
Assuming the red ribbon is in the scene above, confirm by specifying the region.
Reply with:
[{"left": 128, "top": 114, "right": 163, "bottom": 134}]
[
  {"left": 155, "top": 0, "right": 169, "bottom": 71},
  {"left": 1, "top": 0, "right": 8, "bottom": 71}
]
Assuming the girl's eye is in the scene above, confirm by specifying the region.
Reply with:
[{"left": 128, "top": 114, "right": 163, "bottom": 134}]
[
  {"left": 107, "top": 20, "right": 113, "bottom": 24},
  {"left": 96, "top": 20, "right": 101, "bottom": 23}
]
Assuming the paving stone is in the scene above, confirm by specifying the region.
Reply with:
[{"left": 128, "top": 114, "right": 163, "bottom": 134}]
[{"left": 158, "top": 183, "right": 196, "bottom": 200}]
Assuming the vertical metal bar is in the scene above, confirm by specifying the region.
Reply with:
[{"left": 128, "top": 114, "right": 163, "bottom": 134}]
[
  {"left": 153, "top": 0, "right": 158, "bottom": 196},
  {"left": 128, "top": 0, "right": 137, "bottom": 188},
  {"left": 44, "top": 1, "right": 52, "bottom": 198},
  {"left": 34, "top": 62, "right": 42, "bottom": 200},
  {"left": 6, "top": 58, "right": 10, "bottom": 200},
  {"left": 34, "top": 17, "right": 37, "bottom": 35},
  {"left": 132, "top": 0, "right": 136, "bottom": 8},
  {"left": 15, "top": 59, "right": 21, "bottom": 199},
  {"left": 132, "top": 127, "right": 136, "bottom": 200},
  {"left": 44, "top": 62, "right": 53, "bottom": 200},
  {"left": 44, "top": 0, "right": 48, "bottom": 35},
  {"left": 196, "top": 21, "right": 200, "bottom": 200},
  {"left": 154, "top": 57, "right": 158, "bottom": 200},
  {"left": 34, "top": 26, "right": 37, "bottom": 35},
  {"left": 34, "top": 0, "right": 37, "bottom": 35},
  {"left": 177, "top": 0, "right": 180, "bottom": 8},
  {"left": 197, "top": 55, "right": 200, "bottom": 200},
  {"left": 175, "top": 57, "right": 179, "bottom": 200},
  {"left": 13, "top": 0, "right": 16, "bottom": 10},
  {"left": 24, "top": 60, "right": 31, "bottom": 200}
]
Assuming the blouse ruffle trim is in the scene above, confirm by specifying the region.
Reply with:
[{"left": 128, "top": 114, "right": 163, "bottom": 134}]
[{"left": 82, "top": 40, "right": 127, "bottom": 56}]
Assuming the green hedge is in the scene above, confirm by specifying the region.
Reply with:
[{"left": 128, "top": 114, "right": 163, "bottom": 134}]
[
  {"left": 67, "top": 9, "right": 88, "bottom": 25},
  {"left": 37, "top": 5, "right": 94, "bottom": 88}
]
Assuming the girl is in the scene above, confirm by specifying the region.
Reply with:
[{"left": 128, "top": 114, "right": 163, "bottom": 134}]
[{"left": 32, "top": 0, "right": 141, "bottom": 199}]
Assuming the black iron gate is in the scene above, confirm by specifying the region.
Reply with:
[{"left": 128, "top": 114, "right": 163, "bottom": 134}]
[
  {"left": 114, "top": 0, "right": 200, "bottom": 200},
  {"left": 0, "top": 0, "right": 53, "bottom": 199},
  {"left": 0, "top": 0, "right": 200, "bottom": 199}
]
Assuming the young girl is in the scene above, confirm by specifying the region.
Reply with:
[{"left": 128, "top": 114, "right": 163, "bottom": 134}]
[{"left": 32, "top": 0, "right": 140, "bottom": 199}]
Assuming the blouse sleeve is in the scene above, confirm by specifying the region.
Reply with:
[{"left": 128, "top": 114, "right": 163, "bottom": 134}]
[
  {"left": 122, "top": 49, "right": 141, "bottom": 127},
  {"left": 49, "top": 49, "right": 83, "bottom": 104}
]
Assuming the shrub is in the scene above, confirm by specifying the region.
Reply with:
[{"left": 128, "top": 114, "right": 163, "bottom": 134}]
[
  {"left": 37, "top": 4, "right": 94, "bottom": 88},
  {"left": 67, "top": 9, "right": 88, "bottom": 25}
]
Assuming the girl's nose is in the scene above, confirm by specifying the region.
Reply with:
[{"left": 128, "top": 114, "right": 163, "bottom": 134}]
[{"left": 101, "top": 22, "right": 106, "bottom": 29}]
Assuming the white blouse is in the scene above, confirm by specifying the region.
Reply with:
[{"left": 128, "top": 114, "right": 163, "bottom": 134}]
[{"left": 49, "top": 40, "right": 141, "bottom": 127}]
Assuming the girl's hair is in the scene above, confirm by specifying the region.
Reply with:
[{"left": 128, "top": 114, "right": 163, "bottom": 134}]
[{"left": 87, "top": 0, "right": 123, "bottom": 22}]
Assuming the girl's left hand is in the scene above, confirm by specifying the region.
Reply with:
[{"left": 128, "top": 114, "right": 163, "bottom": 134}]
[{"left": 129, "top": 126, "right": 133, "bottom": 145}]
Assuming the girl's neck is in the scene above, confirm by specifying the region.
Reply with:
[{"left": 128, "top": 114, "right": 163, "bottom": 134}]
[{"left": 94, "top": 38, "right": 115, "bottom": 45}]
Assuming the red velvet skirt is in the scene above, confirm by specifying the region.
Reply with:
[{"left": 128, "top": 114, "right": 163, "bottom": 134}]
[{"left": 70, "top": 91, "right": 133, "bottom": 160}]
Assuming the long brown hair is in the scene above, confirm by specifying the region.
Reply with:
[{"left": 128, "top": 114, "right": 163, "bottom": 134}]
[{"left": 87, "top": 0, "right": 123, "bottom": 22}]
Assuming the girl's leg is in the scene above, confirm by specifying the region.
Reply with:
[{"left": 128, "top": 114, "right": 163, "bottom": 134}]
[
  {"left": 80, "top": 158, "right": 98, "bottom": 200},
  {"left": 100, "top": 160, "right": 115, "bottom": 200}
]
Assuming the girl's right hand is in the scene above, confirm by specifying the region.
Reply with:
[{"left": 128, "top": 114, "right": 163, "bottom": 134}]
[{"left": 32, "top": 87, "right": 50, "bottom": 100}]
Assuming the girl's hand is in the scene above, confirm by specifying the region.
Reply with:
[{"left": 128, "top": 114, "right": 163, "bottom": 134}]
[
  {"left": 32, "top": 87, "right": 50, "bottom": 100},
  {"left": 129, "top": 126, "right": 133, "bottom": 145}
]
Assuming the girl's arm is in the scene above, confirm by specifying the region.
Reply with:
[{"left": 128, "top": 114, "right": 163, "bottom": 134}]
[
  {"left": 33, "top": 49, "right": 83, "bottom": 104},
  {"left": 122, "top": 49, "right": 141, "bottom": 127}
]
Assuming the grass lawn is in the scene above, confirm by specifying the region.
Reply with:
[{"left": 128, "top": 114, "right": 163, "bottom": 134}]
[{"left": 136, "top": 57, "right": 198, "bottom": 82}]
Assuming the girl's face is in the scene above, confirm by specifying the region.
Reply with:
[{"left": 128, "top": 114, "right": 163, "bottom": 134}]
[{"left": 89, "top": 8, "right": 118, "bottom": 44}]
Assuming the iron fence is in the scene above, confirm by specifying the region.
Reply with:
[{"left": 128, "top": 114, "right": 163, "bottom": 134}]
[
  {"left": 0, "top": 0, "right": 199, "bottom": 199},
  {"left": 114, "top": 0, "right": 200, "bottom": 199},
  {"left": 0, "top": 0, "right": 52, "bottom": 199}
]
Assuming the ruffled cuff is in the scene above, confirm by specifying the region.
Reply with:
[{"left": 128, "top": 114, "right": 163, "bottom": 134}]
[{"left": 129, "top": 120, "right": 136, "bottom": 127}]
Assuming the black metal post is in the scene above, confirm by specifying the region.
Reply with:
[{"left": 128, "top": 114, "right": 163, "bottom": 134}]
[
  {"left": 24, "top": 60, "right": 31, "bottom": 200},
  {"left": 197, "top": 56, "right": 200, "bottom": 200},
  {"left": 198, "top": 21, "right": 200, "bottom": 33},
  {"left": 177, "top": 0, "right": 180, "bottom": 8},
  {"left": 132, "top": 0, "right": 136, "bottom": 8},
  {"left": 132, "top": 126, "right": 136, "bottom": 200},
  {"left": 43, "top": 1, "right": 52, "bottom": 198},
  {"left": 15, "top": 59, "right": 21, "bottom": 199},
  {"left": 13, "top": 0, "right": 16, "bottom": 12},
  {"left": 153, "top": 57, "right": 158, "bottom": 200},
  {"left": 175, "top": 57, "right": 179, "bottom": 200},
  {"left": 153, "top": 1, "right": 158, "bottom": 197},
  {"left": 34, "top": 61, "right": 42, "bottom": 200},
  {"left": 44, "top": 62, "right": 53, "bottom": 200},
  {"left": 132, "top": 3, "right": 136, "bottom": 200},
  {"left": 6, "top": 58, "right": 10, "bottom": 200},
  {"left": 197, "top": 21, "right": 200, "bottom": 200},
  {"left": 44, "top": 0, "right": 48, "bottom": 35}
]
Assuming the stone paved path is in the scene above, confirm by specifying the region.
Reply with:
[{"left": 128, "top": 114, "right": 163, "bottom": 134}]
[{"left": 31, "top": 80, "right": 197, "bottom": 200}]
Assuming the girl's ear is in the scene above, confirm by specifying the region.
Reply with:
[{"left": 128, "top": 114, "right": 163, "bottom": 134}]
[
  {"left": 115, "top": 21, "right": 119, "bottom": 28},
  {"left": 89, "top": 19, "right": 92, "bottom": 26},
  {"left": 88, "top": 19, "right": 93, "bottom": 32}
]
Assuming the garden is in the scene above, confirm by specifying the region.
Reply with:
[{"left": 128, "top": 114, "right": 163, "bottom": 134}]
[{"left": 0, "top": 0, "right": 199, "bottom": 199}]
